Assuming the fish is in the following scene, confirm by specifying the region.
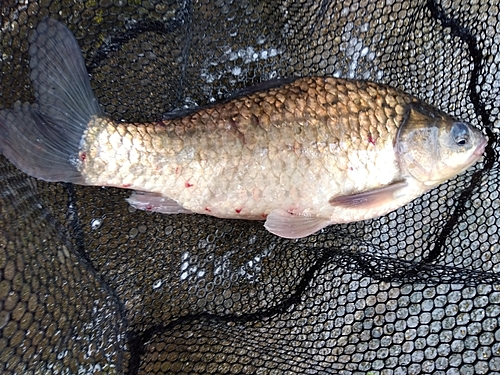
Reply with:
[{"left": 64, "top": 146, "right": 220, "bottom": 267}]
[{"left": 0, "top": 18, "right": 488, "bottom": 239}]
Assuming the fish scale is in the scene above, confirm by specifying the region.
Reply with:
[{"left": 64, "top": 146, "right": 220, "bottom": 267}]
[
  {"left": 0, "top": 19, "right": 487, "bottom": 238},
  {"left": 80, "top": 78, "right": 412, "bottom": 217}
]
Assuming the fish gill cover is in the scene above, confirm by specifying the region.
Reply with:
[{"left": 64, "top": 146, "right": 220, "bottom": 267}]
[{"left": 0, "top": 0, "right": 500, "bottom": 374}]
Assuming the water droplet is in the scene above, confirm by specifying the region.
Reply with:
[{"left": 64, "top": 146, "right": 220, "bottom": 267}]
[
  {"left": 129, "top": 228, "right": 139, "bottom": 237},
  {"left": 91, "top": 218, "right": 102, "bottom": 230},
  {"left": 152, "top": 279, "right": 162, "bottom": 289},
  {"left": 232, "top": 66, "right": 242, "bottom": 76}
]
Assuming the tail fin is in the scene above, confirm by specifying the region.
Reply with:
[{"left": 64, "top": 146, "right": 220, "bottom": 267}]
[{"left": 0, "top": 18, "right": 102, "bottom": 183}]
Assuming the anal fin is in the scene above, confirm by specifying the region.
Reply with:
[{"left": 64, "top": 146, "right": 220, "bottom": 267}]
[{"left": 264, "top": 209, "right": 330, "bottom": 239}]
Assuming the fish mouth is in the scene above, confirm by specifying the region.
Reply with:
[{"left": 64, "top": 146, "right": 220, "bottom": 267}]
[
  {"left": 473, "top": 136, "right": 488, "bottom": 157},
  {"left": 464, "top": 135, "right": 488, "bottom": 169}
]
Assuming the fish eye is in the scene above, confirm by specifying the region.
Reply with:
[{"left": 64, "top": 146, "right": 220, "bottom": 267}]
[{"left": 451, "top": 122, "right": 470, "bottom": 146}]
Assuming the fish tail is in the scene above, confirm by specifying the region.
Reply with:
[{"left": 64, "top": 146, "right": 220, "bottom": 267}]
[{"left": 0, "top": 18, "right": 101, "bottom": 183}]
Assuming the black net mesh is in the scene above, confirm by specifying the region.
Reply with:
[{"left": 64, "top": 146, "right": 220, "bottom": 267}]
[{"left": 1, "top": 0, "right": 500, "bottom": 374}]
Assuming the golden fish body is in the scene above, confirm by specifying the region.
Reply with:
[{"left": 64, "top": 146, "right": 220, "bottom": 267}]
[
  {"left": 0, "top": 19, "right": 488, "bottom": 238},
  {"left": 82, "top": 78, "right": 412, "bottom": 220}
]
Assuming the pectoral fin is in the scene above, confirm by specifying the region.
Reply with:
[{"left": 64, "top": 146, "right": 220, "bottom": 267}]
[
  {"left": 264, "top": 209, "right": 331, "bottom": 239},
  {"left": 329, "top": 181, "right": 408, "bottom": 209},
  {"left": 127, "top": 191, "right": 193, "bottom": 214}
]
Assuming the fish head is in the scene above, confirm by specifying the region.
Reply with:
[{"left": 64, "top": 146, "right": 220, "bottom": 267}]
[{"left": 395, "top": 103, "right": 488, "bottom": 186}]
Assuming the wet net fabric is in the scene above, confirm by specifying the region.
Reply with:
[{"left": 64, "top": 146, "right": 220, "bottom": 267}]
[{"left": 1, "top": 0, "right": 500, "bottom": 374}]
